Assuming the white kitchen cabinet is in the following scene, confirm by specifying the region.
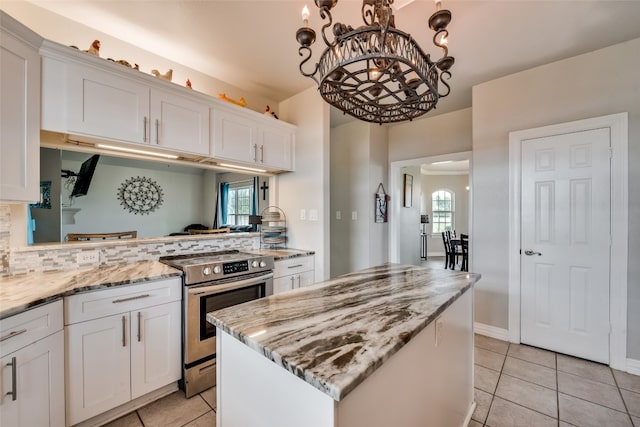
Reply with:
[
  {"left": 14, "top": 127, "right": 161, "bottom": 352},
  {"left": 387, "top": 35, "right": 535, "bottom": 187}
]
[
  {"left": 66, "top": 62, "right": 150, "bottom": 145},
  {"left": 211, "top": 106, "right": 295, "bottom": 171},
  {"left": 41, "top": 42, "right": 210, "bottom": 156},
  {"left": 151, "top": 88, "right": 210, "bottom": 155},
  {"left": 0, "top": 300, "right": 65, "bottom": 427},
  {"left": 273, "top": 255, "right": 315, "bottom": 294},
  {"left": 0, "top": 11, "right": 42, "bottom": 202},
  {"left": 64, "top": 278, "right": 182, "bottom": 425}
]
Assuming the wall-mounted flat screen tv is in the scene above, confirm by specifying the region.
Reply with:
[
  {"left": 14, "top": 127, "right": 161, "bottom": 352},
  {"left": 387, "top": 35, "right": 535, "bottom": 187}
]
[{"left": 71, "top": 154, "right": 100, "bottom": 197}]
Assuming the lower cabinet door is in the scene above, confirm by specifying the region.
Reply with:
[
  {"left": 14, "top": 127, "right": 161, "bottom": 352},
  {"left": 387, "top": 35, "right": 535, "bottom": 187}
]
[
  {"left": 298, "top": 270, "right": 315, "bottom": 288},
  {"left": 0, "top": 330, "right": 64, "bottom": 427},
  {"left": 66, "top": 313, "right": 131, "bottom": 425},
  {"left": 273, "top": 275, "right": 295, "bottom": 294},
  {"left": 130, "top": 301, "right": 181, "bottom": 399}
]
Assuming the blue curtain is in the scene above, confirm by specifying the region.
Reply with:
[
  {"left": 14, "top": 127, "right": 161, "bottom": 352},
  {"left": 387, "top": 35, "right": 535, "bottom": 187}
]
[
  {"left": 252, "top": 176, "right": 259, "bottom": 215},
  {"left": 252, "top": 176, "right": 259, "bottom": 231},
  {"left": 220, "top": 182, "right": 229, "bottom": 226}
]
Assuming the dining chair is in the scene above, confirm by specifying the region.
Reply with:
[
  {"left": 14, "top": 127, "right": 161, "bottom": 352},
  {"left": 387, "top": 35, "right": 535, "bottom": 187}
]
[
  {"left": 460, "top": 233, "right": 469, "bottom": 272},
  {"left": 67, "top": 231, "right": 137, "bottom": 241},
  {"left": 441, "top": 232, "right": 452, "bottom": 269}
]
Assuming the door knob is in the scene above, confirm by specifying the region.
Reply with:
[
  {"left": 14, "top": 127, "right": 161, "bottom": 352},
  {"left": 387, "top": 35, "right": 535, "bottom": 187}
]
[{"left": 524, "top": 249, "right": 542, "bottom": 256}]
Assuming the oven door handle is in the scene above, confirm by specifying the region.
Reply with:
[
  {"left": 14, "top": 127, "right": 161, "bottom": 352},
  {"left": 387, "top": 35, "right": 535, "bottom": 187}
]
[{"left": 188, "top": 272, "right": 273, "bottom": 296}]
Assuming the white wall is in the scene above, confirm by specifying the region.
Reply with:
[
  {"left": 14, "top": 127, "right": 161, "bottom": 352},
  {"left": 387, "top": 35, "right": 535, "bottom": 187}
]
[
  {"left": 60, "top": 153, "right": 207, "bottom": 239},
  {"left": 472, "top": 37, "right": 640, "bottom": 359},
  {"left": 398, "top": 166, "right": 421, "bottom": 266},
  {"left": 421, "top": 174, "right": 469, "bottom": 255},
  {"left": 278, "top": 87, "right": 330, "bottom": 281},
  {"left": 389, "top": 108, "right": 472, "bottom": 162},
  {"left": 330, "top": 121, "right": 389, "bottom": 277}
]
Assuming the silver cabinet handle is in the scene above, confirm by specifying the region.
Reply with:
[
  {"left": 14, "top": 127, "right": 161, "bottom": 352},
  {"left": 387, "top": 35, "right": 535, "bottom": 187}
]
[
  {"left": 143, "top": 116, "right": 148, "bottom": 142},
  {"left": 122, "top": 315, "right": 126, "bottom": 347},
  {"left": 290, "top": 276, "right": 295, "bottom": 288},
  {"left": 112, "top": 294, "right": 150, "bottom": 304},
  {"left": 155, "top": 119, "right": 160, "bottom": 144},
  {"left": 260, "top": 145, "right": 264, "bottom": 163},
  {"left": 296, "top": 275, "right": 301, "bottom": 288},
  {"left": 6, "top": 357, "right": 17, "bottom": 401},
  {"left": 253, "top": 144, "right": 258, "bottom": 162},
  {"left": 137, "top": 311, "right": 142, "bottom": 342},
  {"left": 0, "top": 329, "right": 27, "bottom": 342},
  {"left": 524, "top": 249, "right": 542, "bottom": 256},
  {"left": 287, "top": 264, "right": 304, "bottom": 269}
]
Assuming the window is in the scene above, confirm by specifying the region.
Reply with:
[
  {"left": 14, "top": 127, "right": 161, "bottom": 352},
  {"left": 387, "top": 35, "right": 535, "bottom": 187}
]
[
  {"left": 226, "top": 183, "right": 253, "bottom": 225},
  {"left": 432, "top": 190, "right": 454, "bottom": 234}
]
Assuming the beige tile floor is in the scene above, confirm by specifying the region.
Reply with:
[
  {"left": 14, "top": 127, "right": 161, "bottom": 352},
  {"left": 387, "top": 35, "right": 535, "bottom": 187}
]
[
  {"left": 104, "top": 386, "right": 216, "bottom": 427},
  {"left": 472, "top": 334, "right": 640, "bottom": 427}
]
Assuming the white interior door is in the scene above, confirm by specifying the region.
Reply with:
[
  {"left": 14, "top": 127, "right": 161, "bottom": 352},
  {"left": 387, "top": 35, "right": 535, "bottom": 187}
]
[{"left": 520, "top": 127, "right": 611, "bottom": 363}]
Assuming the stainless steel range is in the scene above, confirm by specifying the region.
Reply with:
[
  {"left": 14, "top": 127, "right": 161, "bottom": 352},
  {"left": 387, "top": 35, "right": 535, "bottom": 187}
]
[{"left": 160, "top": 250, "right": 274, "bottom": 397}]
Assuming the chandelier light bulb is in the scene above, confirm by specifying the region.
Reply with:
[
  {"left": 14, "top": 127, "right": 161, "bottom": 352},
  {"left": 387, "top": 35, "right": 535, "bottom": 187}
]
[
  {"left": 301, "top": 5, "right": 310, "bottom": 25},
  {"left": 434, "top": 0, "right": 442, "bottom": 11}
]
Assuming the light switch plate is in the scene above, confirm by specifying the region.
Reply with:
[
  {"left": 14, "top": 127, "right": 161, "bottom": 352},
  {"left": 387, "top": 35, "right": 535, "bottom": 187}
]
[
  {"left": 336, "top": 211, "right": 341, "bottom": 220},
  {"left": 300, "top": 209, "right": 306, "bottom": 220},
  {"left": 309, "top": 209, "right": 318, "bottom": 221},
  {"left": 351, "top": 211, "right": 358, "bottom": 220}
]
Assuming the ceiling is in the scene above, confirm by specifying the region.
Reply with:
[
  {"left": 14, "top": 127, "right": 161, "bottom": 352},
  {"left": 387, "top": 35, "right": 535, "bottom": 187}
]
[
  {"left": 421, "top": 160, "right": 469, "bottom": 175},
  {"left": 27, "top": 0, "right": 640, "bottom": 126}
]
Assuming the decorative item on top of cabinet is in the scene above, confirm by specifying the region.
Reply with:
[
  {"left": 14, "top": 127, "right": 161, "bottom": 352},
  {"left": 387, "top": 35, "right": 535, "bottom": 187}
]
[{"left": 261, "top": 206, "right": 286, "bottom": 249}]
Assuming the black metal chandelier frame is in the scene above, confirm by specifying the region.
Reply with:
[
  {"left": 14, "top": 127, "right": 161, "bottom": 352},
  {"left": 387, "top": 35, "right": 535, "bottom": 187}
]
[{"left": 296, "top": 0, "right": 454, "bottom": 124}]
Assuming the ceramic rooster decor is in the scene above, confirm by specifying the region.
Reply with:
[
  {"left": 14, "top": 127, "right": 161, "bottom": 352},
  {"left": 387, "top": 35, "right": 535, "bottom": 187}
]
[
  {"left": 83, "top": 40, "right": 100, "bottom": 56},
  {"left": 186, "top": 79, "right": 192, "bottom": 89},
  {"left": 151, "top": 69, "right": 173, "bottom": 81},
  {"left": 218, "top": 93, "right": 247, "bottom": 107},
  {"left": 264, "top": 105, "right": 279, "bottom": 119}
]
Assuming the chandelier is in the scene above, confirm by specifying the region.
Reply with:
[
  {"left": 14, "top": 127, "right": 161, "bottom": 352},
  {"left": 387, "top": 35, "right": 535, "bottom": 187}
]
[{"left": 295, "top": 0, "right": 454, "bottom": 124}]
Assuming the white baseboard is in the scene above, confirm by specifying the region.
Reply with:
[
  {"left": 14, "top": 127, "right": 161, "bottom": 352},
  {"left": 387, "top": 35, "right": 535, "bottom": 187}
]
[
  {"left": 427, "top": 252, "right": 446, "bottom": 257},
  {"left": 464, "top": 401, "right": 476, "bottom": 427},
  {"left": 627, "top": 358, "right": 640, "bottom": 376},
  {"left": 474, "top": 322, "right": 510, "bottom": 342}
]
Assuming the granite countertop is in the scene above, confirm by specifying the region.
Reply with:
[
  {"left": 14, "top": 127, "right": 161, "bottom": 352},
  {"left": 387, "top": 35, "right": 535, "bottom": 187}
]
[
  {"left": 244, "top": 248, "right": 315, "bottom": 261},
  {"left": 207, "top": 263, "right": 480, "bottom": 401},
  {"left": 0, "top": 261, "right": 182, "bottom": 320}
]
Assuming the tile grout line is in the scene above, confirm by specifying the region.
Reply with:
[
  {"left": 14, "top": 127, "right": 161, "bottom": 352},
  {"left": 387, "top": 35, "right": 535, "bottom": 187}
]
[{"left": 610, "top": 365, "right": 636, "bottom": 426}]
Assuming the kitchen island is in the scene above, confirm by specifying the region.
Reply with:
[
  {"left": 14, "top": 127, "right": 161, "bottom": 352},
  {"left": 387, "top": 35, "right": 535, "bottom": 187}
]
[{"left": 207, "top": 263, "right": 480, "bottom": 427}]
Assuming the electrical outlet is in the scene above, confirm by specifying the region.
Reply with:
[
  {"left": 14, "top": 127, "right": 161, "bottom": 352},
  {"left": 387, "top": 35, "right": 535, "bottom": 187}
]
[{"left": 77, "top": 250, "right": 100, "bottom": 265}]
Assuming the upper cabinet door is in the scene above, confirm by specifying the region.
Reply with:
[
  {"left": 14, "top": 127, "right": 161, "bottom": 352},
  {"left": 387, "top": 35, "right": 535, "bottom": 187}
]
[
  {"left": 0, "top": 22, "right": 40, "bottom": 202},
  {"left": 151, "top": 88, "right": 210, "bottom": 156},
  {"left": 211, "top": 107, "right": 258, "bottom": 163},
  {"left": 260, "top": 123, "right": 294, "bottom": 171},
  {"left": 67, "top": 63, "right": 150, "bottom": 145}
]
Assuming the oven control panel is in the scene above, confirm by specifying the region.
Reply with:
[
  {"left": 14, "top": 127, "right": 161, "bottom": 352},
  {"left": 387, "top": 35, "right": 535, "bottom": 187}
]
[{"left": 223, "top": 261, "right": 249, "bottom": 275}]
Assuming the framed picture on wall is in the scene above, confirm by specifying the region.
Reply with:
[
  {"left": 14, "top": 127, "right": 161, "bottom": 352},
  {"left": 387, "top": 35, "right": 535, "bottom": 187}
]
[{"left": 403, "top": 174, "right": 413, "bottom": 208}]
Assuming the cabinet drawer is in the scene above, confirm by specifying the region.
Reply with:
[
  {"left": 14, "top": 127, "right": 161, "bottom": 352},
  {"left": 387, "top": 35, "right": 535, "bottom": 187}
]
[
  {"left": 65, "top": 277, "right": 181, "bottom": 325},
  {"left": 0, "top": 299, "right": 63, "bottom": 358},
  {"left": 274, "top": 256, "right": 314, "bottom": 279}
]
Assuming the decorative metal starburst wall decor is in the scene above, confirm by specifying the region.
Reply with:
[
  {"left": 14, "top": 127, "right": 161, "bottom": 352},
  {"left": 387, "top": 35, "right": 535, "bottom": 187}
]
[{"left": 116, "top": 176, "right": 164, "bottom": 215}]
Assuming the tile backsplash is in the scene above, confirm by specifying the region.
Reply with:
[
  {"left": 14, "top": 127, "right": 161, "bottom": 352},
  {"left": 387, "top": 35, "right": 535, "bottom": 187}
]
[{"left": 0, "top": 204, "right": 260, "bottom": 276}]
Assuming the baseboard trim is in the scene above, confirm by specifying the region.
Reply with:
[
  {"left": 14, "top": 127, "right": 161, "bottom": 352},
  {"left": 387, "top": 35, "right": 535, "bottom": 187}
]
[
  {"left": 626, "top": 358, "right": 640, "bottom": 376},
  {"left": 427, "top": 252, "right": 446, "bottom": 257},
  {"left": 464, "top": 401, "right": 477, "bottom": 427},
  {"left": 74, "top": 382, "right": 179, "bottom": 427},
  {"left": 474, "top": 322, "right": 510, "bottom": 342}
]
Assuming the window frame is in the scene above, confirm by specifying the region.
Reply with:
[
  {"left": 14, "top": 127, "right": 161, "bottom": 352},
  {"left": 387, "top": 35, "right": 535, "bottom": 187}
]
[
  {"left": 226, "top": 181, "right": 253, "bottom": 226},
  {"left": 431, "top": 189, "right": 455, "bottom": 234}
]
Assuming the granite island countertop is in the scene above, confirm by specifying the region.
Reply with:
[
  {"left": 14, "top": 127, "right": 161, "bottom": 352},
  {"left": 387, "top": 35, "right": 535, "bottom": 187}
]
[
  {"left": 207, "top": 263, "right": 480, "bottom": 401},
  {"left": 0, "top": 261, "right": 182, "bottom": 319}
]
